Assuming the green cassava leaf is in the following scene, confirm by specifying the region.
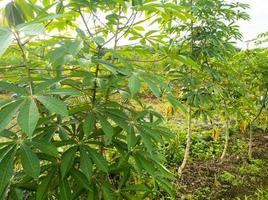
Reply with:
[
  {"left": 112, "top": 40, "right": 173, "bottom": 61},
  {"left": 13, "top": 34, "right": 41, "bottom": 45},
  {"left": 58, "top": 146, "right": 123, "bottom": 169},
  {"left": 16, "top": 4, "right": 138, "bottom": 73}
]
[
  {"left": 85, "top": 147, "right": 108, "bottom": 173},
  {"left": 0, "top": 81, "right": 27, "bottom": 95},
  {"left": 0, "top": 27, "right": 13, "bottom": 58},
  {"left": 128, "top": 74, "right": 141, "bottom": 96},
  {"left": 46, "top": 40, "right": 82, "bottom": 67},
  {"left": 46, "top": 88, "right": 81, "bottom": 96},
  {"left": 70, "top": 169, "right": 91, "bottom": 191},
  {"left": 167, "top": 95, "right": 187, "bottom": 114},
  {"left": 17, "top": 23, "right": 45, "bottom": 36},
  {"left": 126, "top": 126, "right": 136, "bottom": 151},
  {"left": 176, "top": 55, "right": 199, "bottom": 69},
  {"left": 14, "top": 0, "right": 34, "bottom": 21},
  {"left": 83, "top": 112, "right": 95, "bottom": 137},
  {"left": 80, "top": 147, "right": 93, "bottom": 180},
  {"left": 94, "top": 59, "right": 129, "bottom": 75},
  {"left": 60, "top": 146, "right": 77, "bottom": 178},
  {"left": 143, "top": 77, "right": 161, "bottom": 97},
  {"left": 17, "top": 98, "right": 39, "bottom": 138},
  {"left": 59, "top": 177, "right": 71, "bottom": 200},
  {"left": 29, "top": 140, "right": 58, "bottom": 157},
  {"left": 101, "top": 182, "right": 117, "bottom": 200},
  {"left": 0, "top": 130, "right": 17, "bottom": 139},
  {"left": 8, "top": 187, "right": 24, "bottom": 200},
  {"left": 97, "top": 114, "right": 114, "bottom": 143},
  {"left": 34, "top": 14, "right": 69, "bottom": 23},
  {"left": 139, "top": 131, "right": 153, "bottom": 153},
  {"left": 5, "top": 2, "right": 24, "bottom": 27},
  {"left": 0, "top": 100, "right": 23, "bottom": 133},
  {"left": 34, "top": 77, "right": 66, "bottom": 92},
  {"left": 36, "top": 168, "right": 56, "bottom": 200},
  {"left": 0, "top": 145, "right": 16, "bottom": 198},
  {"left": 20, "top": 143, "right": 40, "bottom": 179},
  {"left": 92, "top": 36, "right": 105, "bottom": 45},
  {"left": 36, "top": 95, "right": 68, "bottom": 116}
]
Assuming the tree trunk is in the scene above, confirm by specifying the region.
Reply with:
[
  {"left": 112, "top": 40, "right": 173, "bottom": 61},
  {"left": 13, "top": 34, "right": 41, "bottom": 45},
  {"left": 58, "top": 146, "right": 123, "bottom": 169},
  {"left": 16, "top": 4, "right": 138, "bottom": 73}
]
[
  {"left": 220, "top": 119, "right": 229, "bottom": 161},
  {"left": 178, "top": 105, "right": 192, "bottom": 175}
]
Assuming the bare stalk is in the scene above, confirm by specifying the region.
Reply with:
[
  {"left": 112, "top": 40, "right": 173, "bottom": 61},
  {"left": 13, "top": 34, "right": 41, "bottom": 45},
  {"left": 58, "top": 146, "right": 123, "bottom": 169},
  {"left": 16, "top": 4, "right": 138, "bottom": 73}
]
[
  {"left": 178, "top": 104, "right": 192, "bottom": 175},
  {"left": 220, "top": 119, "right": 230, "bottom": 161},
  {"left": 14, "top": 32, "right": 33, "bottom": 95},
  {"left": 248, "top": 123, "right": 253, "bottom": 160},
  {"left": 178, "top": 0, "right": 194, "bottom": 176}
]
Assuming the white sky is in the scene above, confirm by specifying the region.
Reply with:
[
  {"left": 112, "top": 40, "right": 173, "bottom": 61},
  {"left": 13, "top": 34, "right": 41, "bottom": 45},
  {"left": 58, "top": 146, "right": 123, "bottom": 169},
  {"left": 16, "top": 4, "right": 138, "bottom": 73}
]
[
  {"left": 235, "top": 0, "right": 268, "bottom": 48},
  {"left": 0, "top": 0, "right": 268, "bottom": 48}
]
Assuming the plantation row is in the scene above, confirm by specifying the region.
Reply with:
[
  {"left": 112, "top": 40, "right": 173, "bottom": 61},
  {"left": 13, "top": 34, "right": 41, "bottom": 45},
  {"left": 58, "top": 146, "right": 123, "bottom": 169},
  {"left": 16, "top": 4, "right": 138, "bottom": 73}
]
[{"left": 0, "top": 0, "right": 267, "bottom": 199}]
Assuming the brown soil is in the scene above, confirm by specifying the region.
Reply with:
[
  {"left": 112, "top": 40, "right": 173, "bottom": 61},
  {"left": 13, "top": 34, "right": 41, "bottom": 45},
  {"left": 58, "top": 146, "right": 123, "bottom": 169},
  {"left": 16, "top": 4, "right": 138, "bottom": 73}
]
[{"left": 175, "top": 131, "right": 268, "bottom": 200}]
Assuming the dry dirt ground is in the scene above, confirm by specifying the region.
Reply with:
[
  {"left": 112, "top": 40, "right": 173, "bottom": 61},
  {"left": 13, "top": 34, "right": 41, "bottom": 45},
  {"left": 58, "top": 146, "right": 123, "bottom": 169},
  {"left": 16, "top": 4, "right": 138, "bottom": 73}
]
[{"left": 176, "top": 131, "right": 268, "bottom": 200}]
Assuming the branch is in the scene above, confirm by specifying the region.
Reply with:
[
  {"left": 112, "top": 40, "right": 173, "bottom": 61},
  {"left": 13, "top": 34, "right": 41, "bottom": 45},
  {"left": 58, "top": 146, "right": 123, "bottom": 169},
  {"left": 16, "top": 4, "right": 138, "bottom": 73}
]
[
  {"left": 125, "top": 56, "right": 167, "bottom": 63},
  {"left": 14, "top": 32, "right": 33, "bottom": 95},
  {"left": 79, "top": 8, "right": 94, "bottom": 38}
]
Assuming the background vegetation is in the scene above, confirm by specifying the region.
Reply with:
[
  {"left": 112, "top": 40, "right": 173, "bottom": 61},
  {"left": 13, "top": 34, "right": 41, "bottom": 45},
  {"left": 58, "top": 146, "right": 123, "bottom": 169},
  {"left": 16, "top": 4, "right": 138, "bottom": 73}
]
[{"left": 0, "top": 0, "right": 267, "bottom": 199}]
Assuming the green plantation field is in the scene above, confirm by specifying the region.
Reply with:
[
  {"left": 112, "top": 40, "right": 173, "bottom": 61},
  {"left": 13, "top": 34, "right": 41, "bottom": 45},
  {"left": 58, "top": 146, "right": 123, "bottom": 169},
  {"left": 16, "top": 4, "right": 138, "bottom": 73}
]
[{"left": 0, "top": 0, "right": 268, "bottom": 199}]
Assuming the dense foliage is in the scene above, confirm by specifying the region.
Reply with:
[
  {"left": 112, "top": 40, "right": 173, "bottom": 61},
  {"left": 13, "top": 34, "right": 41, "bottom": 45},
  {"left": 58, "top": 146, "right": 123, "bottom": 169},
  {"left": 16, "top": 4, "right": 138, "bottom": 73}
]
[{"left": 0, "top": 0, "right": 267, "bottom": 199}]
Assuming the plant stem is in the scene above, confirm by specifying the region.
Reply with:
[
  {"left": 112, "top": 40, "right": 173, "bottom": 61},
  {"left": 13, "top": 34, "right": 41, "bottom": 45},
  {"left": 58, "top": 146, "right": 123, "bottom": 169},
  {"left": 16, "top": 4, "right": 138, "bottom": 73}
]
[
  {"left": 14, "top": 32, "right": 33, "bottom": 95},
  {"left": 248, "top": 123, "right": 253, "bottom": 160},
  {"left": 178, "top": 0, "right": 194, "bottom": 175},
  {"left": 92, "top": 47, "right": 101, "bottom": 104},
  {"left": 178, "top": 104, "right": 192, "bottom": 175},
  {"left": 220, "top": 119, "right": 229, "bottom": 161}
]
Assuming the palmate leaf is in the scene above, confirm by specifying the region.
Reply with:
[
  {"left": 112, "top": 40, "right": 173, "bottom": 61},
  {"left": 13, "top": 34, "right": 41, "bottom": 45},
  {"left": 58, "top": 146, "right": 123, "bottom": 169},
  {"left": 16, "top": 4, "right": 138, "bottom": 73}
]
[
  {"left": 126, "top": 126, "right": 137, "bottom": 151},
  {"left": 34, "top": 77, "right": 66, "bottom": 93},
  {"left": 20, "top": 143, "right": 40, "bottom": 179},
  {"left": 8, "top": 186, "right": 24, "bottom": 200},
  {"left": 97, "top": 114, "right": 114, "bottom": 143},
  {"left": 0, "top": 145, "right": 16, "bottom": 199},
  {"left": 167, "top": 94, "right": 187, "bottom": 114},
  {"left": 176, "top": 55, "right": 199, "bottom": 69},
  {"left": 79, "top": 147, "right": 93, "bottom": 180},
  {"left": 34, "top": 14, "right": 70, "bottom": 23},
  {"left": 17, "top": 98, "right": 39, "bottom": 138},
  {"left": 0, "top": 100, "right": 23, "bottom": 133},
  {"left": 93, "top": 59, "right": 130, "bottom": 76},
  {"left": 60, "top": 146, "right": 78, "bottom": 178},
  {"left": 59, "top": 177, "right": 71, "bottom": 200},
  {"left": 0, "top": 130, "right": 17, "bottom": 139},
  {"left": 139, "top": 131, "right": 153, "bottom": 154},
  {"left": 0, "top": 0, "right": 189, "bottom": 198},
  {"left": 36, "top": 95, "right": 68, "bottom": 116},
  {"left": 83, "top": 112, "right": 96, "bottom": 137},
  {"left": 14, "top": 0, "right": 34, "bottom": 21},
  {"left": 0, "top": 81, "right": 27, "bottom": 95},
  {"left": 70, "top": 169, "right": 91, "bottom": 191},
  {"left": 46, "top": 40, "right": 83, "bottom": 67},
  {"left": 16, "top": 23, "right": 45, "bottom": 36},
  {"left": 128, "top": 73, "right": 141, "bottom": 97},
  {"left": 5, "top": 2, "right": 24, "bottom": 27},
  {"left": 84, "top": 146, "right": 108, "bottom": 173},
  {"left": 29, "top": 140, "right": 58, "bottom": 157},
  {"left": 36, "top": 168, "right": 56, "bottom": 200},
  {"left": 142, "top": 76, "right": 161, "bottom": 97},
  {"left": 0, "top": 27, "right": 13, "bottom": 58},
  {"left": 106, "top": 113, "right": 129, "bottom": 130},
  {"left": 46, "top": 88, "right": 81, "bottom": 96},
  {"left": 101, "top": 182, "right": 117, "bottom": 200}
]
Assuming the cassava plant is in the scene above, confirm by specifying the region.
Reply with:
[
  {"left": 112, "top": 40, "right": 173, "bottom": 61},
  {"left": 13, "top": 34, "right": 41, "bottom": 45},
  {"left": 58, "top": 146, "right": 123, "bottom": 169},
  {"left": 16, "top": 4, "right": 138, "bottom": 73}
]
[
  {"left": 0, "top": 0, "right": 192, "bottom": 199},
  {"left": 165, "top": 0, "right": 249, "bottom": 173},
  {"left": 228, "top": 48, "right": 268, "bottom": 160}
]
